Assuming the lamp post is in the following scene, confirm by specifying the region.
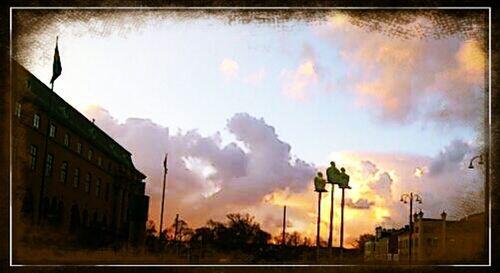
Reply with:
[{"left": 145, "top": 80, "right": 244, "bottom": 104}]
[
  {"left": 468, "top": 153, "right": 488, "bottom": 262},
  {"left": 400, "top": 192, "right": 422, "bottom": 265}
]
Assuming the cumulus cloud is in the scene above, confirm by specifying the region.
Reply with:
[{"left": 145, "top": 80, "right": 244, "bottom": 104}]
[
  {"left": 369, "top": 172, "right": 394, "bottom": 201},
  {"left": 83, "top": 106, "right": 315, "bottom": 229},
  {"left": 360, "top": 160, "right": 379, "bottom": 176},
  {"left": 316, "top": 13, "right": 486, "bottom": 127},
  {"left": 429, "top": 139, "right": 473, "bottom": 176},
  {"left": 82, "top": 105, "right": 483, "bottom": 243}
]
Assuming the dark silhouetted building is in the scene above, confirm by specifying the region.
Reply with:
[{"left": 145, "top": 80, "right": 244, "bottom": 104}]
[{"left": 11, "top": 60, "right": 149, "bottom": 248}]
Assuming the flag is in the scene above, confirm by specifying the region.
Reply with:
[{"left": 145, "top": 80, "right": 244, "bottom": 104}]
[
  {"left": 50, "top": 36, "right": 62, "bottom": 85},
  {"left": 163, "top": 153, "right": 168, "bottom": 173}
]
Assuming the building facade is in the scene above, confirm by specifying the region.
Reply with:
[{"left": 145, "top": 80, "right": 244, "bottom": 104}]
[
  {"left": 12, "top": 61, "right": 149, "bottom": 247},
  {"left": 365, "top": 210, "right": 485, "bottom": 263},
  {"left": 364, "top": 226, "right": 407, "bottom": 262}
]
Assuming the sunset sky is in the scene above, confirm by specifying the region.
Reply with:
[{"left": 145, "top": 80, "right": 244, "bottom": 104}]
[{"left": 14, "top": 10, "right": 487, "bottom": 246}]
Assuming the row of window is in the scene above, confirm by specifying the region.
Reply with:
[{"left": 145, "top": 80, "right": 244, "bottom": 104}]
[
  {"left": 19, "top": 105, "right": 109, "bottom": 171},
  {"left": 29, "top": 144, "right": 110, "bottom": 201},
  {"left": 399, "top": 237, "right": 439, "bottom": 249}
]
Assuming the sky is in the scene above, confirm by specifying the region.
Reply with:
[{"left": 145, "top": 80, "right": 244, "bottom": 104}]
[{"left": 14, "top": 10, "right": 487, "bottom": 246}]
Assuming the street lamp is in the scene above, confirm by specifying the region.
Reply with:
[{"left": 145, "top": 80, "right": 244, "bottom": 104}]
[
  {"left": 468, "top": 153, "right": 488, "bottom": 262},
  {"left": 400, "top": 192, "right": 422, "bottom": 264},
  {"left": 468, "top": 154, "right": 484, "bottom": 169}
]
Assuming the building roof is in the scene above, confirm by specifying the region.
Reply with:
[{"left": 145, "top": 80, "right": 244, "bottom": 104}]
[{"left": 13, "top": 60, "right": 146, "bottom": 179}]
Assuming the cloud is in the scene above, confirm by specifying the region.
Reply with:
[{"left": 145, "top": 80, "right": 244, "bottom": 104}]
[
  {"left": 83, "top": 106, "right": 315, "bottom": 229},
  {"left": 316, "top": 13, "right": 486, "bottom": 126},
  {"left": 220, "top": 58, "right": 239, "bottom": 79},
  {"left": 83, "top": 105, "right": 483, "bottom": 244},
  {"left": 369, "top": 172, "right": 394, "bottom": 201},
  {"left": 429, "top": 139, "right": 473, "bottom": 176},
  {"left": 345, "top": 198, "right": 375, "bottom": 209},
  {"left": 281, "top": 44, "right": 319, "bottom": 101},
  {"left": 360, "top": 160, "right": 379, "bottom": 176},
  {"left": 281, "top": 60, "right": 318, "bottom": 101}
]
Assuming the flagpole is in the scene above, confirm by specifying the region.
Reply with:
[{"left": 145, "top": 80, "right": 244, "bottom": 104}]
[
  {"left": 159, "top": 153, "right": 168, "bottom": 239},
  {"left": 37, "top": 77, "right": 55, "bottom": 225},
  {"left": 37, "top": 36, "right": 61, "bottom": 225}
]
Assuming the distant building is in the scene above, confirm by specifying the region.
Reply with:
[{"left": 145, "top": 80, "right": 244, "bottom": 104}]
[
  {"left": 399, "top": 210, "right": 485, "bottom": 263},
  {"left": 364, "top": 226, "right": 407, "bottom": 262},
  {"left": 11, "top": 61, "right": 149, "bottom": 247},
  {"left": 365, "top": 210, "right": 486, "bottom": 263}
]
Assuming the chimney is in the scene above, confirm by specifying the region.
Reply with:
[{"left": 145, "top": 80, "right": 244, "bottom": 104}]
[
  {"left": 441, "top": 210, "right": 447, "bottom": 257},
  {"left": 441, "top": 211, "right": 447, "bottom": 220},
  {"left": 376, "top": 226, "right": 382, "bottom": 239}
]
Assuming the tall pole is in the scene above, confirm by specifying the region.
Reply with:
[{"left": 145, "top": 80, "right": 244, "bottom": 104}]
[
  {"left": 282, "top": 205, "right": 287, "bottom": 246},
  {"left": 328, "top": 184, "right": 335, "bottom": 257},
  {"left": 37, "top": 82, "right": 54, "bottom": 225},
  {"left": 316, "top": 191, "right": 322, "bottom": 261},
  {"left": 159, "top": 153, "right": 168, "bottom": 238},
  {"left": 400, "top": 192, "right": 421, "bottom": 266},
  {"left": 340, "top": 187, "right": 345, "bottom": 259},
  {"left": 409, "top": 192, "right": 413, "bottom": 265},
  {"left": 174, "top": 214, "right": 180, "bottom": 255}
]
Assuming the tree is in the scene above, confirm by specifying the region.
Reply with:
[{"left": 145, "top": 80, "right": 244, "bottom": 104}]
[
  {"left": 193, "top": 213, "right": 271, "bottom": 251},
  {"left": 353, "top": 233, "right": 375, "bottom": 254}
]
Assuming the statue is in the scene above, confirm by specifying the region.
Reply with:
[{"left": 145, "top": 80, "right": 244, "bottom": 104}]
[
  {"left": 314, "top": 172, "right": 327, "bottom": 192},
  {"left": 326, "top": 161, "right": 341, "bottom": 185},
  {"left": 338, "top": 167, "right": 351, "bottom": 189}
]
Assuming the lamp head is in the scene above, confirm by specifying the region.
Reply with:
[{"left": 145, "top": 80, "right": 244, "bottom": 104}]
[{"left": 478, "top": 155, "right": 484, "bottom": 165}]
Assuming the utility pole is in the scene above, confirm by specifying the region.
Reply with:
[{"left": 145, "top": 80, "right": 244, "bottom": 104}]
[
  {"left": 282, "top": 205, "right": 287, "bottom": 246},
  {"left": 159, "top": 153, "right": 168, "bottom": 239},
  {"left": 174, "top": 213, "right": 180, "bottom": 255}
]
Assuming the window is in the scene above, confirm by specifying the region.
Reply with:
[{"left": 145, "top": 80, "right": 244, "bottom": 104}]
[
  {"left": 64, "top": 133, "right": 70, "bottom": 147},
  {"left": 33, "top": 113, "right": 40, "bottom": 129},
  {"left": 105, "top": 183, "right": 110, "bottom": 202},
  {"left": 45, "top": 154, "right": 53, "bottom": 177},
  {"left": 98, "top": 157, "right": 102, "bottom": 167},
  {"left": 73, "top": 168, "right": 80, "bottom": 188},
  {"left": 77, "top": 142, "right": 82, "bottom": 154},
  {"left": 14, "top": 102, "right": 21, "bottom": 118},
  {"left": 49, "top": 123, "right": 56, "bottom": 138},
  {"left": 60, "top": 161, "right": 68, "bottom": 184},
  {"left": 96, "top": 178, "right": 101, "bottom": 198},
  {"left": 88, "top": 149, "right": 93, "bottom": 161},
  {"left": 29, "top": 145, "right": 37, "bottom": 170},
  {"left": 85, "top": 173, "right": 91, "bottom": 193}
]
